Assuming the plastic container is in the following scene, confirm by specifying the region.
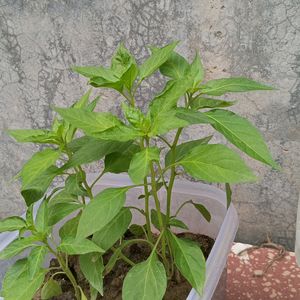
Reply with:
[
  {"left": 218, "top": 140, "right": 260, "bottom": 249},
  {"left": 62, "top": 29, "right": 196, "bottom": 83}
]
[{"left": 0, "top": 173, "right": 238, "bottom": 300}]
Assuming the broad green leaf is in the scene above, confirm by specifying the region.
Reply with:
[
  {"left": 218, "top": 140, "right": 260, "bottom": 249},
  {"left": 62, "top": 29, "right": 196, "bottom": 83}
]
[
  {"left": 191, "top": 97, "right": 236, "bottom": 109},
  {"left": 128, "top": 147, "right": 160, "bottom": 184},
  {"left": 168, "top": 233, "right": 206, "bottom": 294},
  {"left": 122, "top": 254, "right": 167, "bottom": 300},
  {"left": 165, "top": 136, "right": 212, "bottom": 167},
  {"left": 41, "top": 278, "right": 62, "bottom": 299},
  {"left": 54, "top": 107, "right": 121, "bottom": 135},
  {"left": 48, "top": 202, "right": 83, "bottom": 226},
  {"left": 74, "top": 88, "right": 92, "bottom": 109},
  {"left": 225, "top": 183, "right": 232, "bottom": 209},
  {"left": 104, "top": 144, "right": 140, "bottom": 174},
  {"left": 122, "top": 103, "right": 149, "bottom": 131},
  {"left": 49, "top": 189, "right": 79, "bottom": 205},
  {"left": 76, "top": 187, "right": 128, "bottom": 240},
  {"left": 59, "top": 215, "right": 80, "bottom": 240},
  {"left": 28, "top": 245, "right": 47, "bottom": 280},
  {"left": 35, "top": 200, "right": 49, "bottom": 233},
  {"left": 64, "top": 138, "right": 131, "bottom": 168},
  {"left": 0, "top": 216, "right": 26, "bottom": 233},
  {"left": 67, "top": 136, "right": 95, "bottom": 152},
  {"left": 65, "top": 174, "right": 88, "bottom": 196},
  {"left": 175, "top": 108, "right": 211, "bottom": 125},
  {"left": 205, "top": 109, "right": 278, "bottom": 168},
  {"left": 79, "top": 253, "right": 104, "bottom": 295},
  {"left": 93, "top": 208, "right": 132, "bottom": 250},
  {"left": 7, "top": 129, "right": 59, "bottom": 144},
  {"left": 200, "top": 77, "right": 274, "bottom": 96},
  {"left": 2, "top": 259, "right": 45, "bottom": 300},
  {"left": 129, "top": 224, "right": 147, "bottom": 237},
  {"left": 89, "top": 77, "right": 123, "bottom": 92},
  {"left": 189, "top": 52, "right": 204, "bottom": 87},
  {"left": 0, "top": 236, "right": 38, "bottom": 260},
  {"left": 58, "top": 237, "right": 104, "bottom": 255},
  {"left": 169, "top": 217, "right": 189, "bottom": 230},
  {"left": 159, "top": 51, "right": 190, "bottom": 79},
  {"left": 179, "top": 144, "right": 256, "bottom": 183},
  {"left": 192, "top": 202, "right": 211, "bottom": 222},
  {"left": 20, "top": 149, "right": 60, "bottom": 188},
  {"left": 21, "top": 166, "right": 61, "bottom": 206},
  {"left": 139, "top": 41, "right": 178, "bottom": 80},
  {"left": 72, "top": 65, "right": 118, "bottom": 81},
  {"left": 93, "top": 124, "right": 144, "bottom": 141}
]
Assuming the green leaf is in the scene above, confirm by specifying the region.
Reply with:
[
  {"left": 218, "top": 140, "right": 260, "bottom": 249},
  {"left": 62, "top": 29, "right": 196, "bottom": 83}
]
[
  {"left": 41, "top": 278, "right": 62, "bottom": 299},
  {"left": 139, "top": 41, "right": 178, "bottom": 80},
  {"left": 59, "top": 215, "right": 80, "bottom": 240},
  {"left": 169, "top": 217, "right": 189, "bottom": 230},
  {"left": 35, "top": 200, "right": 49, "bottom": 233},
  {"left": 225, "top": 183, "right": 232, "bottom": 209},
  {"left": 168, "top": 233, "right": 206, "bottom": 294},
  {"left": 48, "top": 202, "right": 83, "bottom": 226},
  {"left": 89, "top": 77, "right": 123, "bottom": 92},
  {"left": 0, "top": 236, "right": 38, "bottom": 260},
  {"left": 28, "top": 245, "right": 47, "bottom": 280},
  {"left": 189, "top": 52, "right": 204, "bottom": 87},
  {"left": 49, "top": 189, "right": 79, "bottom": 205},
  {"left": 65, "top": 138, "right": 131, "bottom": 168},
  {"left": 2, "top": 259, "right": 46, "bottom": 300},
  {"left": 57, "top": 237, "right": 104, "bottom": 255},
  {"left": 191, "top": 97, "right": 236, "bottom": 109},
  {"left": 129, "top": 224, "right": 146, "bottom": 237},
  {"left": 26, "top": 204, "right": 34, "bottom": 228},
  {"left": 175, "top": 108, "right": 211, "bottom": 125},
  {"left": 205, "top": 109, "right": 279, "bottom": 168},
  {"left": 80, "top": 287, "right": 88, "bottom": 300},
  {"left": 72, "top": 65, "right": 118, "bottom": 81},
  {"left": 128, "top": 147, "right": 160, "bottom": 184},
  {"left": 65, "top": 174, "right": 88, "bottom": 196},
  {"left": 200, "top": 77, "right": 274, "bottom": 96},
  {"left": 0, "top": 216, "right": 26, "bottom": 233},
  {"left": 20, "top": 149, "right": 60, "bottom": 189},
  {"left": 21, "top": 166, "right": 61, "bottom": 206},
  {"left": 151, "top": 210, "right": 188, "bottom": 230},
  {"left": 54, "top": 107, "right": 121, "bottom": 135},
  {"left": 76, "top": 187, "right": 128, "bottom": 240},
  {"left": 159, "top": 51, "right": 190, "bottom": 79},
  {"left": 165, "top": 136, "right": 212, "bottom": 167},
  {"left": 67, "top": 136, "right": 95, "bottom": 152},
  {"left": 79, "top": 253, "right": 104, "bottom": 296},
  {"left": 179, "top": 144, "right": 256, "bottom": 183},
  {"left": 122, "top": 254, "right": 167, "bottom": 300},
  {"left": 104, "top": 144, "right": 140, "bottom": 174},
  {"left": 93, "top": 208, "right": 132, "bottom": 250},
  {"left": 122, "top": 103, "right": 149, "bottom": 130},
  {"left": 7, "top": 129, "right": 59, "bottom": 144},
  {"left": 192, "top": 202, "right": 211, "bottom": 222}
]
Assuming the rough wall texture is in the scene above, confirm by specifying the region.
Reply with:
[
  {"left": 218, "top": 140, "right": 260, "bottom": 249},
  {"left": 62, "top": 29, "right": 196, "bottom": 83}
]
[{"left": 0, "top": 0, "right": 299, "bottom": 249}]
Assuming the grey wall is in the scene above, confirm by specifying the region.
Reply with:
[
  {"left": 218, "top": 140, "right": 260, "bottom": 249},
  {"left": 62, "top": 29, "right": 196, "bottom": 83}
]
[{"left": 0, "top": 0, "right": 299, "bottom": 250}]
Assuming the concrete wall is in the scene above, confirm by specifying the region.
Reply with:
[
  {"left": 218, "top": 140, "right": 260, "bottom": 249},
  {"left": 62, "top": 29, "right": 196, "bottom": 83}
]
[{"left": 0, "top": 0, "right": 299, "bottom": 249}]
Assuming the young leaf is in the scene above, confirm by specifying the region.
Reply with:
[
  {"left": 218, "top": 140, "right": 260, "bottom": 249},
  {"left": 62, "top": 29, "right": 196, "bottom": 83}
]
[
  {"left": 165, "top": 136, "right": 212, "bottom": 167},
  {"left": 189, "top": 52, "right": 204, "bottom": 87},
  {"left": 41, "top": 278, "right": 62, "bottom": 299},
  {"left": 200, "top": 77, "right": 274, "bottom": 96},
  {"left": 72, "top": 65, "right": 118, "bottom": 81},
  {"left": 26, "top": 204, "right": 34, "bottom": 228},
  {"left": 192, "top": 203, "right": 211, "bottom": 222},
  {"left": 2, "top": 259, "right": 46, "bottom": 300},
  {"left": 139, "top": 41, "right": 178, "bottom": 80},
  {"left": 7, "top": 129, "right": 59, "bottom": 144},
  {"left": 191, "top": 97, "right": 236, "bottom": 109},
  {"left": 179, "top": 144, "right": 256, "bottom": 183},
  {"left": 57, "top": 237, "right": 104, "bottom": 255},
  {"left": 169, "top": 217, "right": 189, "bottom": 230},
  {"left": 65, "top": 174, "right": 88, "bottom": 196},
  {"left": 35, "top": 200, "right": 49, "bottom": 233},
  {"left": 76, "top": 187, "right": 128, "bottom": 240},
  {"left": 59, "top": 215, "right": 80, "bottom": 240},
  {"left": 28, "top": 245, "right": 47, "bottom": 280},
  {"left": 128, "top": 147, "right": 160, "bottom": 184},
  {"left": 159, "top": 51, "right": 190, "bottom": 79},
  {"left": 225, "top": 183, "right": 232, "bottom": 209},
  {"left": 93, "top": 208, "right": 132, "bottom": 250},
  {"left": 79, "top": 253, "right": 104, "bottom": 296},
  {"left": 122, "top": 254, "right": 167, "bottom": 300},
  {"left": 168, "top": 233, "right": 206, "bottom": 295},
  {"left": 0, "top": 236, "right": 38, "bottom": 260},
  {"left": 54, "top": 107, "right": 121, "bottom": 135},
  {"left": 0, "top": 216, "right": 26, "bottom": 233},
  {"left": 151, "top": 210, "right": 188, "bottom": 230},
  {"left": 205, "top": 109, "right": 279, "bottom": 168}
]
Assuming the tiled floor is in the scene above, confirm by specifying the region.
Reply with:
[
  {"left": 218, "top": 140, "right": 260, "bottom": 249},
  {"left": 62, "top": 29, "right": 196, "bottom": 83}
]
[{"left": 226, "top": 243, "right": 300, "bottom": 300}]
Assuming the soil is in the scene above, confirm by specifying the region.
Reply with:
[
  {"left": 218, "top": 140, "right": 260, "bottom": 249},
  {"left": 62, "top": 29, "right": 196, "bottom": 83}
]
[{"left": 34, "top": 232, "right": 214, "bottom": 300}]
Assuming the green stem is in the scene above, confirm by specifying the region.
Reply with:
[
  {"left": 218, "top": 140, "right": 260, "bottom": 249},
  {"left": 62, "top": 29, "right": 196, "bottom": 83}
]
[
  {"left": 143, "top": 177, "right": 153, "bottom": 243},
  {"left": 77, "top": 166, "right": 93, "bottom": 199},
  {"left": 112, "top": 247, "right": 135, "bottom": 266},
  {"left": 90, "top": 169, "right": 105, "bottom": 190}
]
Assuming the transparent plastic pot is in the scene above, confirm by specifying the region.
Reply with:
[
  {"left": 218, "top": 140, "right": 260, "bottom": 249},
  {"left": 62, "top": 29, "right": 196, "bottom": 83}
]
[{"left": 0, "top": 173, "right": 238, "bottom": 300}]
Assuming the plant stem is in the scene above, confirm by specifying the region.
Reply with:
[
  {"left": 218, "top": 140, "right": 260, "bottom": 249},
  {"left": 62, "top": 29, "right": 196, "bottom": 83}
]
[
  {"left": 143, "top": 177, "right": 153, "bottom": 243},
  {"left": 90, "top": 169, "right": 105, "bottom": 190},
  {"left": 112, "top": 247, "right": 135, "bottom": 266},
  {"left": 77, "top": 166, "right": 93, "bottom": 199}
]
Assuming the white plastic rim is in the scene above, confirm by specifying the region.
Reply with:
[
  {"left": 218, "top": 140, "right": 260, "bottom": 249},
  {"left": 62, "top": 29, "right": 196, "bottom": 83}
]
[{"left": 0, "top": 173, "right": 238, "bottom": 300}]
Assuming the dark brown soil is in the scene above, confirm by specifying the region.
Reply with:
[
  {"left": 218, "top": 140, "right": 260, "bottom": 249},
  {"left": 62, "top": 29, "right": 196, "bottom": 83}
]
[{"left": 35, "top": 232, "right": 214, "bottom": 300}]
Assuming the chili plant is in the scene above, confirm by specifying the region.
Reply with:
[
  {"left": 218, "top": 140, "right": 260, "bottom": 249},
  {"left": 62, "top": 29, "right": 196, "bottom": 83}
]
[{"left": 0, "top": 41, "right": 278, "bottom": 300}]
